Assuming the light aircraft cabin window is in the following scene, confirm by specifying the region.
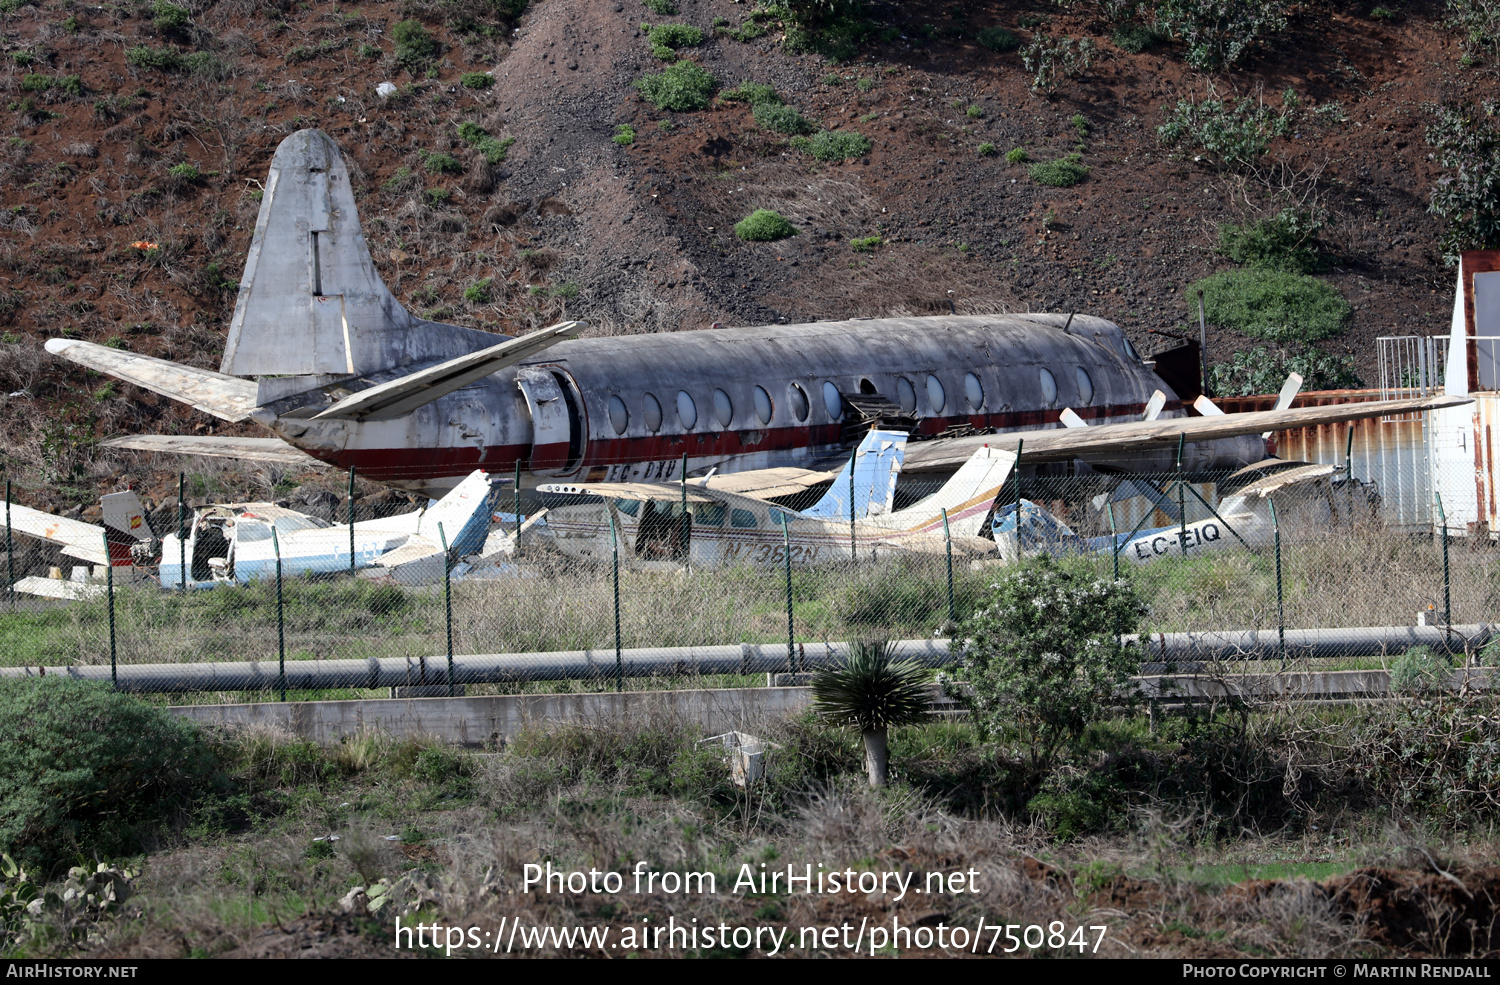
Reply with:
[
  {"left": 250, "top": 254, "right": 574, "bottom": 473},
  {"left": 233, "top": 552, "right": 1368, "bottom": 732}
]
[
  {"left": 926, "top": 374, "right": 946, "bottom": 415},
  {"left": 788, "top": 383, "right": 810, "bottom": 422},
  {"left": 616, "top": 500, "right": 641, "bottom": 517},
  {"left": 822, "top": 382, "right": 842, "bottom": 420},
  {"left": 677, "top": 390, "right": 698, "bottom": 429},
  {"left": 275, "top": 515, "right": 329, "bottom": 533},
  {"left": 730, "top": 508, "right": 757, "bottom": 529},
  {"left": 713, "top": 388, "right": 734, "bottom": 428},
  {"left": 643, "top": 392, "right": 663, "bottom": 432},
  {"left": 696, "top": 503, "right": 726, "bottom": 526},
  {"left": 1038, "top": 368, "right": 1058, "bottom": 405},
  {"left": 896, "top": 377, "right": 917, "bottom": 415},
  {"left": 1075, "top": 367, "right": 1094, "bottom": 404},
  {"left": 753, "top": 385, "right": 773, "bottom": 424},
  {"left": 964, "top": 372, "right": 984, "bottom": 411},
  {"left": 237, "top": 521, "right": 272, "bottom": 542},
  {"left": 608, "top": 395, "right": 629, "bottom": 434}
]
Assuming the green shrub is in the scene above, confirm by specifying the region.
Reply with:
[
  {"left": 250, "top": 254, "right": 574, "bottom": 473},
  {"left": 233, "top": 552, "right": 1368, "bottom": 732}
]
[
  {"left": 358, "top": 42, "right": 381, "bottom": 59},
  {"left": 753, "top": 101, "right": 816, "bottom": 135},
  {"left": 392, "top": 19, "right": 438, "bottom": 72},
  {"left": 735, "top": 209, "right": 798, "bottom": 241},
  {"left": 641, "top": 0, "right": 676, "bottom": 14},
  {"left": 1209, "top": 345, "right": 1362, "bottom": 397},
  {"left": 152, "top": 0, "right": 189, "bottom": 32},
  {"left": 850, "top": 234, "right": 882, "bottom": 251},
  {"left": 1005, "top": 146, "right": 1029, "bottom": 163},
  {"left": 182, "top": 51, "right": 228, "bottom": 79},
  {"left": 948, "top": 554, "right": 1146, "bottom": 767},
  {"left": 1448, "top": 0, "right": 1499, "bottom": 64},
  {"left": 648, "top": 23, "right": 704, "bottom": 48},
  {"left": 634, "top": 61, "right": 718, "bottom": 111},
  {"left": 412, "top": 746, "right": 467, "bottom": 785},
  {"left": 651, "top": 43, "right": 678, "bottom": 61},
  {"left": 1217, "top": 206, "right": 1329, "bottom": 273},
  {"left": 421, "top": 150, "right": 463, "bottom": 174},
  {"left": 1157, "top": 0, "right": 1287, "bottom": 70},
  {"left": 463, "top": 278, "right": 494, "bottom": 303},
  {"left": 719, "top": 80, "right": 780, "bottom": 105},
  {"left": 456, "top": 122, "right": 515, "bottom": 163},
  {"left": 1426, "top": 101, "right": 1500, "bottom": 266},
  {"left": 425, "top": 187, "right": 450, "bottom": 206},
  {"left": 795, "top": 129, "right": 871, "bottom": 161},
  {"left": 126, "top": 45, "right": 181, "bottom": 71},
  {"left": 460, "top": 71, "right": 494, "bottom": 88},
  {"left": 613, "top": 123, "right": 636, "bottom": 145},
  {"left": 1370, "top": 5, "right": 1395, "bottom": 19},
  {"left": 0, "top": 678, "right": 221, "bottom": 869},
  {"left": 1191, "top": 268, "right": 1350, "bottom": 343},
  {"left": 1028, "top": 152, "right": 1089, "bottom": 186},
  {"left": 976, "top": 26, "right": 1020, "bottom": 51},
  {"left": 965, "top": 104, "right": 984, "bottom": 118},
  {"left": 978, "top": 142, "right": 997, "bottom": 156},
  {"left": 1070, "top": 112, "right": 1089, "bottom": 137},
  {"left": 168, "top": 162, "right": 203, "bottom": 181},
  {"left": 1111, "top": 22, "right": 1161, "bottom": 52},
  {"left": 1390, "top": 646, "right": 1453, "bottom": 695},
  {"left": 811, "top": 640, "right": 932, "bottom": 787},
  {"left": 1020, "top": 33, "right": 1095, "bottom": 93},
  {"left": 1157, "top": 87, "right": 1298, "bottom": 167}
]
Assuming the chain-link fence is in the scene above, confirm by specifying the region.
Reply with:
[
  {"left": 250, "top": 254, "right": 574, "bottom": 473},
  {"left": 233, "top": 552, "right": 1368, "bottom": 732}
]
[{"left": 2, "top": 455, "right": 1495, "bottom": 704}]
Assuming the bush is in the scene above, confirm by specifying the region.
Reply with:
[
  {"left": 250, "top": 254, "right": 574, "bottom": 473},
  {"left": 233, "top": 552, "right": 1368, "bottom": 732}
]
[
  {"left": 965, "top": 104, "right": 984, "bottom": 119},
  {"left": 811, "top": 641, "right": 932, "bottom": 787},
  {"left": 168, "top": 162, "right": 203, "bottom": 181},
  {"left": 1111, "top": 22, "right": 1162, "bottom": 52},
  {"left": 152, "top": 0, "right": 189, "bottom": 32},
  {"left": 460, "top": 71, "right": 494, "bottom": 89},
  {"left": 976, "top": 26, "right": 1020, "bottom": 51},
  {"left": 0, "top": 679, "right": 221, "bottom": 869},
  {"left": 1190, "top": 268, "right": 1350, "bottom": 343},
  {"left": 753, "top": 101, "right": 816, "bottom": 135},
  {"left": 613, "top": 123, "right": 636, "bottom": 145},
  {"left": 392, "top": 19, "right": 438, "bottom": 72},
  {"left": 1005, "top": 146, "right": 1029, "bottom": 163},
  {"left": 1157, "top": 87, "right": 1299, "bottom": 167},
  {"left": 1426, "top": 101, "right": 1500, "bottom": 266},
  {"left": 1447, "top": 0, "right": 1500, "bottom": 65},
  {"left": 634, "top": 61, "right": 718, "bottom": 111},
  {"left": 464, "top": 278, "right": 494, "bottom": 303},
  {"left": 719, "top": 81, "right": 780, "bottom": 105},
  {"left": 735, "top": 209, "right": 798, "bottom": 241},
  {"left": 181, "top": 50, "right": 229, "bottom": 80},
  {"left": 978, "top": 142, "right": 997, "bottom": 156},
  {"left": 850, "top": 235, "right": 882, "bottom": 251},
  {"left": 456, "top": 122, "right": 515, "bottom": 163},
  {"left": 1156, "top": 0, "right": 1287, "bottom": 70},
  {"left": 1028, "top": 152, "right": 1089, "bottom": 186},
  {"left": 948, "top": 554, "right": 1146, "bottom": 766},
  {"left": 1217, "top": 206, "right": 1329, "bottom": 273},
  {"left": 641, "top": 0, "right": 676, "bottom": 13},
  {"left": 1209, "top": 345, "right": 1362, "bottom": 396},
  {"left": 125, "top": 45, "right": 181, "bottom": 71},
  {"left": 648, "top": 23, "right": 704, "bottom": 48},
  {"left": 795, "top": 129, "right": 871, "bottom": 161},
  {"left": 1020, "top": 33, "right": 1095, "bottom": 93},
  {"left": 421, "top": 150, "right": 463, "bottom": 174}
]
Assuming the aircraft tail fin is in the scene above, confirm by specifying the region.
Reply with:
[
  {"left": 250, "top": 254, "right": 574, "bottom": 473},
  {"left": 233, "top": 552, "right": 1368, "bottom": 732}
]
[
  {"left": 221, "top": 129, "right": 494, "bottom": 381},
  {"left": 413, "top": 470, "right": 496, "bottom": 557},
  {"left": 100, "top": 490, "right": 155, "bottom": 566},
  {"left": 799, "top": 430, "right": 908, "bottom": 520}
]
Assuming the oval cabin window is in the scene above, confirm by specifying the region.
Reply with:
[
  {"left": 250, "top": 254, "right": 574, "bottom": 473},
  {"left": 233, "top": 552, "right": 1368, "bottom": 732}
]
[
  {"left": 643, "top": 392, "right": 662, "bottom": 432},
  {"left": 788, "top": 384, "right": 810, "bottom": 422},
  {"left": 896, "top": 377, "right": 917, "bottom": 415},
  {"left": 1075, "top": 367, "right": 1094, "bottom": 405},
  {"left": 1038, "top": 368, "right": 1058, "bottom": 405},
  {"left": 964, "top": 372, "right": 984, "bottom": 411},
  {"left": 713, "top": 388, "right": 734, "bottom": 428},
  {"left": 607, "top": 395, "right": 629, "bottom": 434},
  {"left": 753, "top": 385, "right": 773, "bottom": 424},
  {"left": 822, "top": 381, "right": 843, "bottom": 420},
  {"left": 926, "top": 375, "right": 946, "bottom": 415},
  {"left": 676, "top": 390, "right": 697, "bottom": 429}
]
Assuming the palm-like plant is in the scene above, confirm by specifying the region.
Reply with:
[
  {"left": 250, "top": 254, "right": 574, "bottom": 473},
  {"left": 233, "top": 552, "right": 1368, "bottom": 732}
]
[{"left": 810, "top": 640, "right": 933, "bottom": 788}]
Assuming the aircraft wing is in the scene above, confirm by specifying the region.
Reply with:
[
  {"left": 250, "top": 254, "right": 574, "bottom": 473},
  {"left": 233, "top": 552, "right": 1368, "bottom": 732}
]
[
  {"left": 694, "top": 467, "right": 839, "bottom": 499},
  {"left": 100, "top": 435, "right": 326, "bottom": 467},
  {"left": 311, "top": 321, "right": 585, "bottom": 422},
  {"left": 900, "top": 394, "right": 1473, "bottom": 472},
  {"left": 3, "top": 503, "right": 109, "bottom": 565},
  {"left": 537, "top": 481, "right": 716, "bottom": 504},
  {"left": 44, "top": 339, "right": 259, "bottom": 422}
]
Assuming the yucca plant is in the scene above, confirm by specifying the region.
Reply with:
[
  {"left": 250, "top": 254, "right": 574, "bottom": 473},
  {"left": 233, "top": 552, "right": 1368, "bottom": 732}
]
[{"left": 811, "top": 640, "right": 932, "bottom": 788}]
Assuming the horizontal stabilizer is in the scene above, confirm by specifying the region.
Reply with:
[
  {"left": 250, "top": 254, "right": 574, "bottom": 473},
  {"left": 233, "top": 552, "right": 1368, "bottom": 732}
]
[
  {"left": 312, "top": 321, "right": 586, "bottom": 421},
  {"left": 102, "top": 434, "right": 324, "bottom": 467},
  {"left": 45, "top": 339, "right": 258, "bottom": 422},
  {"left": 4, "top": 502, "right": 106, "bottom": 561}
]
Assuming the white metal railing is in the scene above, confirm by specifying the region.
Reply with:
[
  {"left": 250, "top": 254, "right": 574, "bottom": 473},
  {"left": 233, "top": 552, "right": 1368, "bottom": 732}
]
[{"left": 1377, "top": 335, "right": 1448, "bottom": 400}]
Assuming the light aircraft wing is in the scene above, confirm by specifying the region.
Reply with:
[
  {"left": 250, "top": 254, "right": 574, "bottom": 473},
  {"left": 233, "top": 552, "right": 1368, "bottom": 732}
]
[
  {"left": 694, "top": 468, "right": 838, "bottom": 499},
  {"left": 3, "top": 503, "right": 109, "bottom": 565},
  {"left": 44, "top": 339, "right": 259, "bottom": 422},
  {"left": 537, "top": 481, "right": 716, "bottom": 504},
  {"left": 311, "top": 321, "right": 586, "bottom": 422},
  {"left": 900, "top": 394, "right": 1472, "bottom": 472},
  {"left": 100, "top": 435, "right": 326, "bottom": 467}
]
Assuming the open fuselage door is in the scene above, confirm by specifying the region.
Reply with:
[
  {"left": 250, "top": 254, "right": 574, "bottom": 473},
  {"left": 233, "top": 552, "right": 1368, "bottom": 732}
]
[{"left": 516, "top": 367, "right": 585, "bottom": 475}]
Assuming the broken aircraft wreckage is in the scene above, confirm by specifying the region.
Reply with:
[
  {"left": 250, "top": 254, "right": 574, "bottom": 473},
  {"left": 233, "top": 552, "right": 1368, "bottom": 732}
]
[{"left": 38, "top": 128, "right": 1466, "bottom": 499}]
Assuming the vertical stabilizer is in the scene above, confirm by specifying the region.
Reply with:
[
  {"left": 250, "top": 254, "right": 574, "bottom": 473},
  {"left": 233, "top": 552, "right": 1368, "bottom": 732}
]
[
  {"left": 800, "top": 430, "right": 908, "bottom": 520},
  {"left": 222, "top": 130, "right": 491, "bottom": 380}
]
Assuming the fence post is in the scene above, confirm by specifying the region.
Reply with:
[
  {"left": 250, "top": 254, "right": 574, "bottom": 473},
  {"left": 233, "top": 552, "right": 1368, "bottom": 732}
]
[
  {"left": 1435, "top": 492, "right": 1452, "bottom": 644},
  {"left": 941, "top": 507, "right": 956, "bottom": 623},
  {"left": 1012, "top": 439, "right": 1023, "bottom": 553},
  {"left": 849, "top": 453, "right": 857, "bottom": 563},
  {"left": 102, "top": 531, "right": 116, "bottom": 689},
  {"left": 513, "top": 459, "right": 522, "bottom": 549},
  {"left": 271, "top": 527, "right": 285, "bottom": 702},
  {"left": 779, "top": 510, "right": 794, "bottom": 674},
  {"left": 680, "top": 451, "right": 691, "bottom": 559},
  {"left": 1268, "top": 498, "right": 1285, "bottom": 670},
  {"left": 1344, "top": 425, "right": 1355, "bottom": 525},
  {"left": 607, "top": 512, "right": 623, "bottom": 692},
  {"left": 1176, "top": 433, "right": 1187, "bottom": 558},
  {"left": 177, "top": 472, "right": 186, "bottom": 591},
  {"left": 5, "top": 480, "right": 13, "bottom": 608},
  {"left": 1107, "top": 500, "right": 1120, "bottom": 582},
  {"left": 348, "top": 465, "right": 356, "bottom": 574},
  {"left": 437, "top": 522, "right": 454, "bottom": 696}
]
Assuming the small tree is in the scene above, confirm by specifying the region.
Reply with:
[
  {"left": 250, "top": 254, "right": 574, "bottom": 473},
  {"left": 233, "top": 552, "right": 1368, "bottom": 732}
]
[
  {"left": 948, "top": 554, "right": 1146, "bottom": 767},
  {"left": 811, "top": 641, "right": 931, "bottom": 788}
]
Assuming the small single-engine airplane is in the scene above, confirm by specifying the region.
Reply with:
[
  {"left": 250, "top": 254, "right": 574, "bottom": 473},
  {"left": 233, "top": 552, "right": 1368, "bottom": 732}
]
[
  {"left": 4, "top": 471, "right": 495, "bottom": 597},
  {"left": 38, "top": 128, "right": 1470, "bottom": 498}
]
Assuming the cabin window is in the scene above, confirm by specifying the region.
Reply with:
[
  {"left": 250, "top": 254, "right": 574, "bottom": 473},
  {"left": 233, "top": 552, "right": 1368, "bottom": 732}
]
[
  {"left": 617, "top": 500, "right": 641, "bottom": 517},
  {"left": 788, "top": 383, "right": 810, "bottom": 422},
  {"left": 1039, "top": 368, "right": 1058, "bottom": 405},
  {"left": 713, "top": 388, "right": 734, "bottom": 428},
  {"left": 822, "top": 381, "right": 842, "bottom": 420},
  {"left": 753, "top": 385, "right": 773, "bottom": 424},
  {"left": 275, "top": 515, "right": 329, "bottom": 533},
  {"left": 730, "top": 508, "right": 757, "bottom": 529},
  {"left": 237, "top": 521, "right": 272, "bottom": 542},
  {"left": 926, "top": 374, "right": 946, "bottom": 415},
  {"left": 643, "top": 392, "right": 663, "bottom": 432},
  {"left": 1075, "top": 367, "right": 1094, "bottom": 404},
  {"left": 677, "top": 390, "right": 697, "bottom": 429},
  {"left": 896, "top": 377, "right": 917, "bottom": 415},
  {"left": 964, "top": 372, "right": 984, "bottom": 411},
  {"left": 696, "top": 503, "right": 726, "bottom": 526},
  {"left": 607, "top": 394, "right": 629, "bottom": 434}
]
